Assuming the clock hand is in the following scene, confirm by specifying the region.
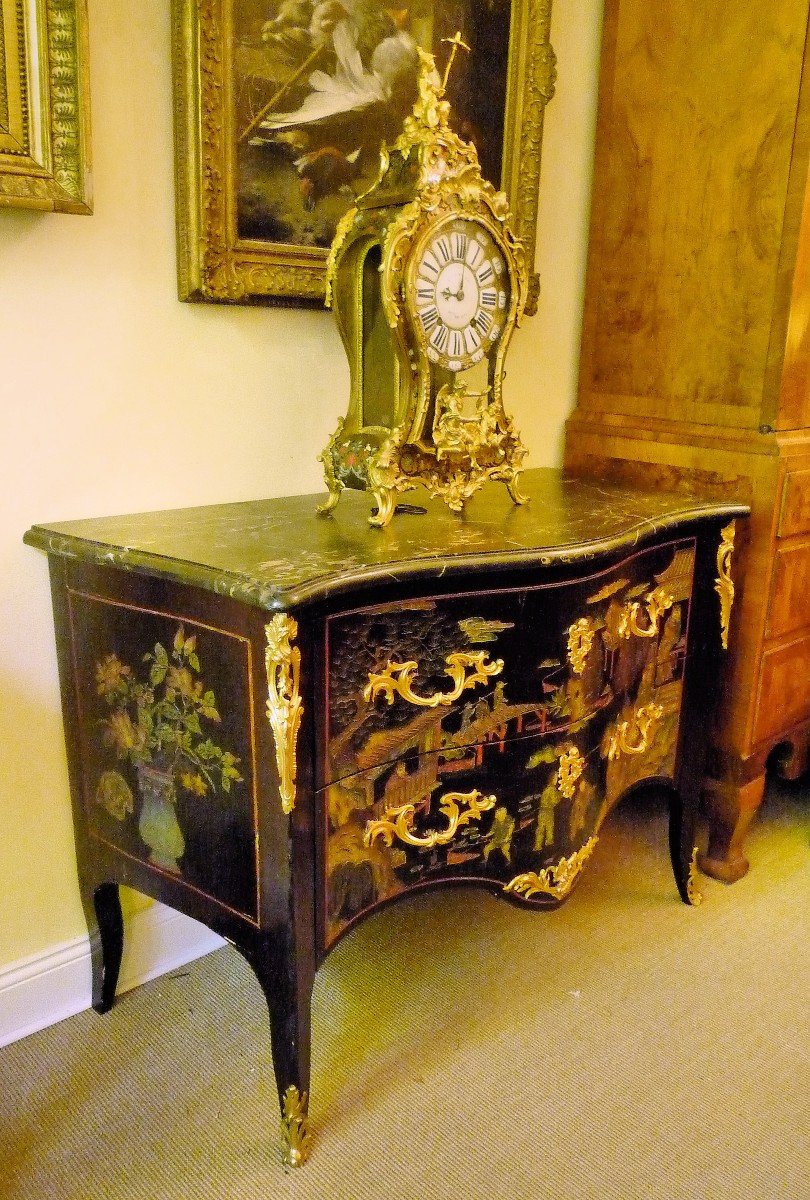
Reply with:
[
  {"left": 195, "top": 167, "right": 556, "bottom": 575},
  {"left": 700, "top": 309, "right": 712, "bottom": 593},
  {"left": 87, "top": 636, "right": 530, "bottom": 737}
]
[{"left": 441, "top": 267, "right": 466, "bottom": 303}]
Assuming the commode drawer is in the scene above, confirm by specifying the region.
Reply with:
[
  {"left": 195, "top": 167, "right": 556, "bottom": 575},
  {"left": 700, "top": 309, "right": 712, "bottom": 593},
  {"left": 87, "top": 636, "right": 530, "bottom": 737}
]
[
  {"left": 323, "top": 540, "right": 697, "bottom": 787},
  {"left": 321, "top": 688, "right": 680, "bottom": 948},
  {"left": 321, "top": 539, "right": 698, "bottom": 947}
]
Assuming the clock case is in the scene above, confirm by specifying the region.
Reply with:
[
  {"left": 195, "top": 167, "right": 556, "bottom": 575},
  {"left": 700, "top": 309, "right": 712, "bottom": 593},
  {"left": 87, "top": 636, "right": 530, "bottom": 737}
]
[{"left": 320, "top": 55, "right": 529, "bottom": 528}]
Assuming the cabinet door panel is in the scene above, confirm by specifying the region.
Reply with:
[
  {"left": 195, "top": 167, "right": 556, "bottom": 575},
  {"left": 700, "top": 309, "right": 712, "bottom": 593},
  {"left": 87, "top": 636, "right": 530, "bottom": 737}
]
[
  {"left": 778, "top": 469, "right": 810, "bottom": 538},
  {"left": 754, "top": 633, "right": 810, "bottom": 744},
  {"left": 767, "top": 540, "right": 810, "bottom": 637}
]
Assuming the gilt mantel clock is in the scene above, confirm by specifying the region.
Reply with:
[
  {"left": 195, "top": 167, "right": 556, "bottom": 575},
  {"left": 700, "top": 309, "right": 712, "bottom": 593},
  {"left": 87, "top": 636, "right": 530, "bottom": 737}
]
[{"left": 319, "top": 47, "right": 528, "bottom": 527}]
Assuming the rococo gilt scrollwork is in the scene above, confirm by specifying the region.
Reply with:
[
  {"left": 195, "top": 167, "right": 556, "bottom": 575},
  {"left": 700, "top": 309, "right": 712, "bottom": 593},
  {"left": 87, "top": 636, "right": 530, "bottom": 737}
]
[
  {"left": 556, "top": 745, "right": 585, "bottom": 799},
  {"left": 363, "top": 650, "right": 503, "bottom": 709},
  {"left": 604, "top": 702, "right": 664, "bottom": 762},
  {"left": 265, "top": 615, "right": 303, "bottom": 815},
  {"left": 715, "top": 522, "right": 736, "bottom": 650},
  {"left": 504, "top": 837, "right": 598, "bottom": 901},
  {"left": 280, "top": 1085, "right": 313, "bottom": 1168},
  {"left": 364, "top": 789, "right": 496, "bottom": 850},
  {"left": 617, "top": 587, "right": 674, "bottom": 640}
]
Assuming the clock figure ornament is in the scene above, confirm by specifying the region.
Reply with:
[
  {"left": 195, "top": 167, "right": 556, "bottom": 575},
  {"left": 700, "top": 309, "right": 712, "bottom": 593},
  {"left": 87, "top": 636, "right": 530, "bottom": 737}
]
[{"left": 318, "top": 45, "right": 530, "bottom": 528}]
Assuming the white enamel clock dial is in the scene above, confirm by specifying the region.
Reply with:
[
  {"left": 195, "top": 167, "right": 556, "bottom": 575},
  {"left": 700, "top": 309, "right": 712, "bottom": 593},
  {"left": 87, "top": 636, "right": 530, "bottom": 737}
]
[{"left": 413, "top": 219, "right": 509, "bottom": 371}]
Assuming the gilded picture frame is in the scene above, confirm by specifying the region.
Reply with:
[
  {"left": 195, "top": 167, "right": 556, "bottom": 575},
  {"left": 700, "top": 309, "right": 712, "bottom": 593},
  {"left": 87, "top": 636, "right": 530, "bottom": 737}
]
[
  {"left": 171, "top": 0, "right": 555, "bottom": 311},
  {"left": 0, "top": 0, "right": 91, "bottom": 214}
]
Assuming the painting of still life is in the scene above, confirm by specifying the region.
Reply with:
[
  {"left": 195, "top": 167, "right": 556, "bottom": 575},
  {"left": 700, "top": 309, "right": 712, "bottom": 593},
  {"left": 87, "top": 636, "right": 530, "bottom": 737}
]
[{"left": 172, "top": 0, "right": 555, "bottom": 306}]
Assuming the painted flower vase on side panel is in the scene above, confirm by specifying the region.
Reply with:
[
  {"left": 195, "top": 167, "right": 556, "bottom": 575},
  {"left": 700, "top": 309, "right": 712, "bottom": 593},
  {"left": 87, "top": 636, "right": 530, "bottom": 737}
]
[{"left": 136, "top": 763, "right": 185, "bottom": 874}]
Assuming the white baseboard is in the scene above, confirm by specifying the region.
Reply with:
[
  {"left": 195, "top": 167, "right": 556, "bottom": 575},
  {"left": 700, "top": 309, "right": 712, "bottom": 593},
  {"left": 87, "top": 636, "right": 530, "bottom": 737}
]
[{"left": 0, "top": 904, "right": 225, "bottom": 1048}]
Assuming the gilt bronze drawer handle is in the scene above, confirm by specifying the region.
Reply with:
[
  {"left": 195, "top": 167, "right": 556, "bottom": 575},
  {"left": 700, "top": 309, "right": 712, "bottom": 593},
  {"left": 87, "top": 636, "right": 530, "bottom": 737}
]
[
  {"left": 617, "top": 586, "right": 674, "bottom": 640},
  {"left": 605, "top": 701, "right": 664, "bottom": 761},
  {"left": 363, "top": 789, "right": 496, "bottom": 850},
  {"left": 363, "top": 650, "right": 503, "bottom": 709},
  {"left": 504, "top": 837, "right": 598, "bottom": 901},
  {"left": 715, "top": 522, "right": 736, "bottom": 650}
]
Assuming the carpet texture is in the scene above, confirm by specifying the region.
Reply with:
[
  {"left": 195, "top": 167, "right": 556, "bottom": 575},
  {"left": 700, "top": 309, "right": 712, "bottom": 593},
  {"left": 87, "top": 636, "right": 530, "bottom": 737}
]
[{"left": 2, "top": 778, "right": 807, "bottom": 1199}]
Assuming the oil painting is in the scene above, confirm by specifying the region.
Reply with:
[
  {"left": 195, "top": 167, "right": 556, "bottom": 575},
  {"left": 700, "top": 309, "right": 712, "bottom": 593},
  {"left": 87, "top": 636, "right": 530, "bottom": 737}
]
[{"left": 172, "top": 0, "right": 555, "bottom": 307}]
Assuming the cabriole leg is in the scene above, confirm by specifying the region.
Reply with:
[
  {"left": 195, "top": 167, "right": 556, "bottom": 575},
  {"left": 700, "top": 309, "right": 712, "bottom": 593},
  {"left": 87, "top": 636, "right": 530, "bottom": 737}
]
[
  {"left": 80, "top": 880, "right": 123, "bottom": 1013},
  {"left": 668, "top": 788, "right": 703, "bottom": 907},
  {"left": 240, "top": 933, "right": 314, "bottom": 1168}
]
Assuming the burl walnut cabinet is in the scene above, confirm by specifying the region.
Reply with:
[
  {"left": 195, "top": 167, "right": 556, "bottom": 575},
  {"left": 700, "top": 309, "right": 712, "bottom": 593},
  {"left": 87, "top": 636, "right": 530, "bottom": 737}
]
[
  {"left": 26, "top": 472, "right": 745, "bottom": 1166},
  {"left": 565, "top": 0, "right": 810, "bottom": 881}
]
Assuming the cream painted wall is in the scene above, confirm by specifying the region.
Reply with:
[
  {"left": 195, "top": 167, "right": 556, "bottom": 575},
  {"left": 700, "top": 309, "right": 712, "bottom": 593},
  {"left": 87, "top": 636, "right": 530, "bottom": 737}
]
[{"left": 0, "top": 0, "right": 602, "bottom": 968}]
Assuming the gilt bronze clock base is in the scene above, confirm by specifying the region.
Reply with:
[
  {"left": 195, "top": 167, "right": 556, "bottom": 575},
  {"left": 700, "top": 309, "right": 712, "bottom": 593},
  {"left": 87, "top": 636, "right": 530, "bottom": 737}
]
[{"left": 317, "top": 415, "right": 528, "bottom": 528}]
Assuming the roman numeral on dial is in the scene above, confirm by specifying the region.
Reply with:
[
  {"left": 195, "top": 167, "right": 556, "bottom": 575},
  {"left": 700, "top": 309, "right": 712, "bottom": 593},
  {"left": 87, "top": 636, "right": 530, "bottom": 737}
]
[
  {"left": 464, "top": 326, "right": 482, "bottom": 353},
  {"left": 452, "top": 232, "right": 469, "bottom": 259},
  {"left": 465, "top": 240, "right": 483, "bottom": 269},
  {"left": 473, "top": 310, "right": 493, "bottom": 337},
  {"left": 434, "top": 236, "right": 452, "bottom": 264},
  {"left": 420, "top": 306, "right": 440, "bottom": 333}
]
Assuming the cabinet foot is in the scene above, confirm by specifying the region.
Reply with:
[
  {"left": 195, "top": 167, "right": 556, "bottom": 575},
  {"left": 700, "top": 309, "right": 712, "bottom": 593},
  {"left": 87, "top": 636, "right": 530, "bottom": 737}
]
[
  {"left": 699, "top": 774, "right": 766, "bottom": 883},
  {"left": 769, "top": 723, "right": 810, "bottom": 782},
  {"left": 81, "top": 881, "right": 123, "bottom": 1013},
  {"left": 668, "top": 786, "right": 702, "bottom": 905},
  {"left": 280, "top": 1085, "right": 313, "bottom": 1167}
]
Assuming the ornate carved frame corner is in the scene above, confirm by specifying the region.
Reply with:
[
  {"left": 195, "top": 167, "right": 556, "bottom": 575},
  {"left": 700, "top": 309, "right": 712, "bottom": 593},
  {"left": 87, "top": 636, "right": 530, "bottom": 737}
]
[{"left": 0, "top": 0, "right": 92, "bottom": 213}]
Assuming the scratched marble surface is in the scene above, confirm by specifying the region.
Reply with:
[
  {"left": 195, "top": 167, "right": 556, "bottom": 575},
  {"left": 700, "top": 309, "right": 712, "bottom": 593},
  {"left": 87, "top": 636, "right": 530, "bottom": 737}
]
[{"left": 24, "top": 469, "right": 748, "bottom": 610}]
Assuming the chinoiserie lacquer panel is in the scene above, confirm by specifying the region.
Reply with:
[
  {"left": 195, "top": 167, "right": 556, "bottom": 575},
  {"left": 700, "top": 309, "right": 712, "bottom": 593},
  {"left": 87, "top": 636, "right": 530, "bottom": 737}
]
[
  {"left": 322, "top": 540, "right": 696, "bottom": 945},
  {"left": 66, "top": 590, "right": 261, "bottom": 923}
]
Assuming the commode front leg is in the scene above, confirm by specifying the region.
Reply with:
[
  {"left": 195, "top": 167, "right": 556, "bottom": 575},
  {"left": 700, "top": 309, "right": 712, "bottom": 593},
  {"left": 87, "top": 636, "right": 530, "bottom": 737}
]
[
  {"left": 240, "top": 931, "right": 315, "bottom": 1168},
  {"left": 668, "top": 787, "right": 703, "bottom": 907}
]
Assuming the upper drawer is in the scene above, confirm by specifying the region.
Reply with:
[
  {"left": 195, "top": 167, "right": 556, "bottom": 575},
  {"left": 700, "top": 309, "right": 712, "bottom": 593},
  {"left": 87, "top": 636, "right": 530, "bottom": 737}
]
[
  {"left": 778, "top": 468, "right": 810, "bottom": 538},
  {"left": 322, "top": 539, "right": 696, "bottom": 786}
]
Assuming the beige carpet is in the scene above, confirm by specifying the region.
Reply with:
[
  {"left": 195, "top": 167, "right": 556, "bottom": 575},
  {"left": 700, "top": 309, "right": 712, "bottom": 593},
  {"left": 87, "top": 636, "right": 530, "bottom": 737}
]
[{"left": 2, "top": 777, "right": 807, "bottom": 1200}]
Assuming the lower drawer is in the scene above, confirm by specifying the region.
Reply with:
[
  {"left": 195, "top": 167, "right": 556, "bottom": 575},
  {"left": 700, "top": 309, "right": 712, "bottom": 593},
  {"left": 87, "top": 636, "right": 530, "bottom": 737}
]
[{"left": 321, "top": 675, "right": 684, "bottom": 948}]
